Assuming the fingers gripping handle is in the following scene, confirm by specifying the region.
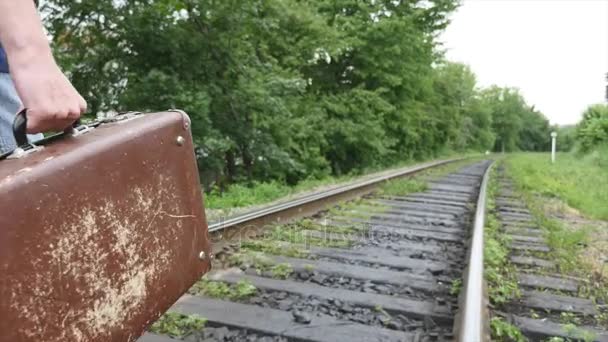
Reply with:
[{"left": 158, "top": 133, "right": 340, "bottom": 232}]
[{"left": 12, "top": 109, "right": 82, "bottom": 149}]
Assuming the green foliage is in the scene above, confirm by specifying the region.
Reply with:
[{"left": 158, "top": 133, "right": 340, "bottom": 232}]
[
  {"left": 556, "top": 125, "right": 577, "bottom": 152},
  {"left": 240, "top": 240, "right": 308, "bottom": 258},
  {"left": 485, "top": 236, "right": 521, "bottom": 304},
  {"left": 205, "top": 181, "right": 290, "bottom": 209},
  {"left": 191, "top": 279, "right": 257, "bottom": 300},
  {"left": 449, "top": 278, "right": 462, "bottom": 296},
  {"left": 478, "top": 86, "right": 551, "bottom": 152},
  {"left": 559, "top": 312, "right": 582, "bottom": 325},
  {"left": 149, "top": 312, "right": 206, "bottom": 338},
  {"left": 561, "top": 324, "right": 597, "bottom": 342},
  {"left": 544, "top": 220, "right": 590, "bottom": 273},
  {"left": 228, "top": 251, "right": 274, "bottom": 272},
  {"left": 228, "top": 251, "right": 293, "bottom": 279},
  {"left": 303, "top": 264, "right": 315, "bottom": 272},
  {"left": 232, "top": 280, "right": 258, "bottom": 298},
  {"left": 270, "top": 263, "right": 294, "bottom": 279},
  {"left": 581, "top": 143, "right": 608, "bottom": 168},
  {"left": 380, "top": 178, "right": 427, "bottom": 196},
  {"left": 42, "top": 0, "right": 552, "bottom": 193},
  {"left": 490, "top": 317, "right": 527, "bottom": 342},
  {"left": 485, "top": 170, "right": 521, "bottom": 305},
  {"left": 505, "top": 153, "right": 608, "bottom": 220},
  {"left": 576, "top": 104, "right": 608, "bottom": 152},
  {"left": 549, "top": 323, "right": 602, "bottom": 342}
]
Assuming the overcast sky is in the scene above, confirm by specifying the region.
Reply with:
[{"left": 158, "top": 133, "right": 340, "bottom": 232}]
[{"left": 440, "top": 0, "right": 608, "bottom": 125}]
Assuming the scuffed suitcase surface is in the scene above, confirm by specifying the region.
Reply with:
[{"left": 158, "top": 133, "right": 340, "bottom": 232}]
[{"left": 0, "top": 111, "right": 212, "bottom": 342}]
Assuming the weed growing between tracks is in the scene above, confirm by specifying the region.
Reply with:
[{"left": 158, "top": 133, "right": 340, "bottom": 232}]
[
  {"left": 485, "top": 167, "right": 524, "bottom": 340},
  {"left": 328, "top": 199, "right": 388, "bottom": 219},
  {"left": 149, "top": 312, "right": 206, "bottom": 339},
  {"left": 485, "top": 168, "right": 521, "bottom": 304},
  {"left": 270, "top": 263, "right": 294, "bottom": 279},
  {"left": 379, "top": 178, "right": 427, "bottom": 196},
  {"left": 449, "top": 278, "right": 462, "bottom": 296},
  {"left": 226, "top": 251, "right": 296, "bottom": 279},
  {"left": 190, "top": 279, "right": 257, "bottom": 300},
  {"left": 240, "top": 239, "right": 309, "bottom": 258},
  {"left": 490, "top": 317, "right": 526, "bottom": 342}
]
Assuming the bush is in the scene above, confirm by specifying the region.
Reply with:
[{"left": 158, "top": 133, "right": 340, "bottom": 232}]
[
  {"left": 582, "top": 143, "right": 608, "bottom": 168},
  {"left": 576, "top": 104, "right": 608, "bottom": 152}
]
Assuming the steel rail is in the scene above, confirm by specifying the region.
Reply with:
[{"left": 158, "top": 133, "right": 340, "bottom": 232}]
[
  {"left": 456, "top": 161, "right": 493, "bottom": 342},
  {"left": 208, "top": 158, "right": 464, "bottom": 234}
]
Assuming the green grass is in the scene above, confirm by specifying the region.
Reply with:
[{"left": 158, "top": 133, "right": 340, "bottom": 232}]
[
  {"left": 229, "top": 246, "right": 299, "bottom": 276},
  {"left": 379, "top": 178, "right": 428, "bottom": 196},
  {"left": 205, "top": 181, "right": 291, "bottom": 209},
  {"left": 504, "top": 152, "right": 608, "bottom": 220},
  {"left": 449, "top": 278, "right": 462, "bottom": 296},
  {"left": 490, "top": 317, "right": 526, "bottom": 342},
  {"left": 536, "top": 212, "right": 591, "bottom": 274},
  {"left": 486, "top": 166, "right": 527, "bottom": 342},
  {"left": 239, "top": 240, "right": 309, "bottom": 258},
  {"left": 205, "top": 178, "right": 362, "bottom": 209},
  {"left": 227, "top": 250, "right": 297, "bottom": 279},
  {"left": 504, "top": 153, "right": 598, "bottom": 275},
  {"left": 270, "top": 263, "right": 294, "bottom": 279},
  {"left": 502, "top": 154, "right": 607, "bottom": 332},
  {"left": 485, "top": 168, "right": 521, "bottom": 306},
  {"left": 149, "top": 312, "right": 206, "bottom": 338},
  {"left": 190, "top": 279, "right": 257, "bottom": 300}
]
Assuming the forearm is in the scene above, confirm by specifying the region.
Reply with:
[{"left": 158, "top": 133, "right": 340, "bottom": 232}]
[{"left": 0, "top": 0, "right": 54, "bottom": 69}]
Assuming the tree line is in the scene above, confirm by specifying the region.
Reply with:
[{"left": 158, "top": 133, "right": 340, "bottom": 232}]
[{"left": 42, "top": 0, "right": 552, "bottom": 189}]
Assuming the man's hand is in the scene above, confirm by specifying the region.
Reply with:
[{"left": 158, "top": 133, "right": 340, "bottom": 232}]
[
  {"left": 11, "top": 56, "right": 87, "bottom": 134},
  {"left": 0, "top": 0, "right": 87, "bottom": 134}
]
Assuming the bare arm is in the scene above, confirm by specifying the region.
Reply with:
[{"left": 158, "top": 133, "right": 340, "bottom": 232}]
[{"left": 0, "top": 0, "right": 86, "bottom": 134}]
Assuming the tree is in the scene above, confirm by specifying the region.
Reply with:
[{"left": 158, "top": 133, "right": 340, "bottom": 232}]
[
  {"left": 576, "top": 104, "right": 608, "bottom": 152},
  {"left": 40, "top": 0, "right": 555, "bottom": 191}
]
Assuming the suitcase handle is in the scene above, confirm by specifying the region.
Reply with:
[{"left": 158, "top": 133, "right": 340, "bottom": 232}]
[
  {"left": 12, "top": 109, "right": 29, "bottom": 147},
  {"left": 12, "top": 109, "right": 82, "bottom": 148},
  {"left": 0, "top": 109, "right": 84, "bottom": 160},
  {"left": 2, "top": 110, "right": 127, "bottom": 161}
]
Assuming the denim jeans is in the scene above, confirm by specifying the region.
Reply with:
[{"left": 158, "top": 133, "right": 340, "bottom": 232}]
[{"left": 0, "top": 73, "right": 42, "bottom": 154}]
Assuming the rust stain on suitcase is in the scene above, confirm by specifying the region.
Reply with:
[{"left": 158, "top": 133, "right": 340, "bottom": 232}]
[{"left": 11, "top": 176, "right": 195, "bottom": 341}]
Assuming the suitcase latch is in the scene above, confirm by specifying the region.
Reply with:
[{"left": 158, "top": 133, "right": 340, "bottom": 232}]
[
  {"left": 71, "top": 123, "right": 95, "bottom": 137},
  {"left": 7, "top": 143, "right": 44, "bottom": 159}
]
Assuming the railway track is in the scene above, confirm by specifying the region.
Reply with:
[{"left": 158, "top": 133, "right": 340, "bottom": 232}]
[
  {"left": 140, "top": 159, "right": 493, "bottom": 342},
  {"left": 490, "top": 168, "right": 608, "bottom": 341}
]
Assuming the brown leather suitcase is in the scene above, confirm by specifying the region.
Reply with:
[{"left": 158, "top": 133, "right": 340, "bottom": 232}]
[{"left": 0, "top": 110, "right": 212, "bottom": 341}]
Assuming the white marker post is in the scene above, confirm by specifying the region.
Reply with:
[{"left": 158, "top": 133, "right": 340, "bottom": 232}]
[{"left": 551, "top": 131, "right": 557, "bottom": 163}]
